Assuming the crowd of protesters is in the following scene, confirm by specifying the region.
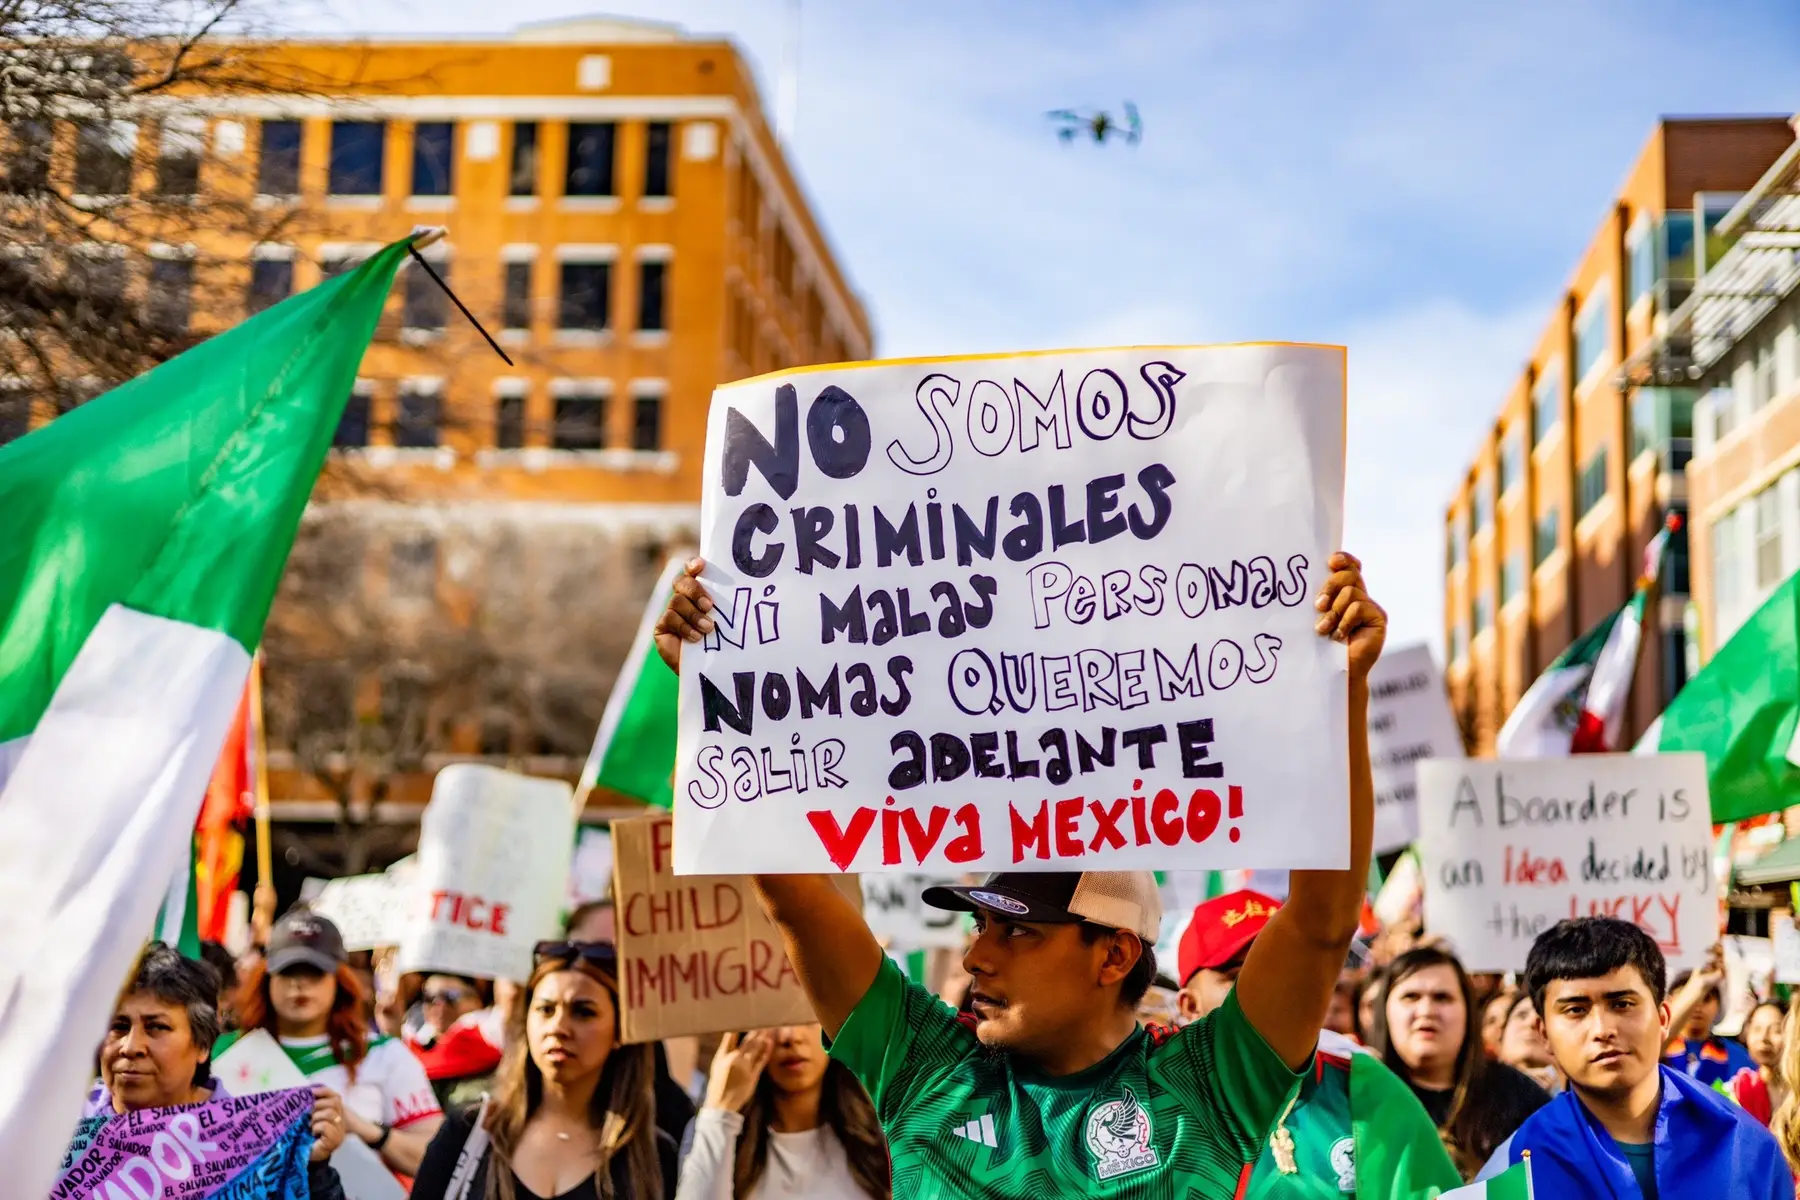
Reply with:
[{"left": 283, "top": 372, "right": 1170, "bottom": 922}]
[{"left": 63, "top": 554, "right": 1800, "bottom": 1198}]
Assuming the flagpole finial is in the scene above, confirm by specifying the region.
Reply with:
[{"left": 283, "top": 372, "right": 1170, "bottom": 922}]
[
  {"left": 409, "top": 225, "right": 447, "bottom": 251},
  {"left": 1666, "top": 511, "right": 1684, "bottom": 533}
]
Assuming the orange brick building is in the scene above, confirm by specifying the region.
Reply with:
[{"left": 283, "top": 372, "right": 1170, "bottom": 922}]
[
  {"left": 1444, "top": 117, "right": 1793, "bottom": 754},
  {"left": 0, "top": 17, "right": 874, "bottom": 864}
]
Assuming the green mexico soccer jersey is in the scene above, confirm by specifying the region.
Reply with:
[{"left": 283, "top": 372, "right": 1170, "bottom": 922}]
[{"left": 829, "top": 957, "right": 1303, "bottom": 1198}]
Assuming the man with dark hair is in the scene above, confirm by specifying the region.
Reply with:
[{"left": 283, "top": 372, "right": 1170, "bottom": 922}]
[
  {"left": 657, "top": 551, "right": 1387, "bottom": 1196},
  {"left": 1478, "top": 918, "right": 1791, "bottom": 1199},
  {"left": 1177, "top": 890, "right": 1458, "bottom": 1198}
]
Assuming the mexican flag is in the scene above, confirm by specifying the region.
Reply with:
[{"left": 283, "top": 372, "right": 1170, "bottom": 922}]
[
  {"left": 1440, "top": 1158, "right": 1533, "bottom": 1198},
  {"left": 0, "top": 237, "right": 410, "bottom": 1199},
  {"left": 1496, "top": 520, "right": 1675, "bottom": 757},
  {"left": 576, "top": 555, "right": 686, "bottom": 808},
  {"left": 1635, "top": 570, "right": 1800, "bottom": 823}
]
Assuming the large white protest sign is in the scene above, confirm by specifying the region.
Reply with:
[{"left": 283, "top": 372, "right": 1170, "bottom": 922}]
[
  {"left": 862, "top": 874, "right": 966, "bottom": 949},
  {"left": 1416, "top": 754, "right": 1713, "bottom": 972},
  {"left": 674, "top": 345, "right": 1347, "bottom": 874},
  {"left": 1366, "top": 643, "right": 1463, "bottom": 853},
  {"left": 1774, "top": 910, "right": 1800, "bottom": 984},
  {"left": 398, "top": 765, "right": 574, "bottom": 982}
]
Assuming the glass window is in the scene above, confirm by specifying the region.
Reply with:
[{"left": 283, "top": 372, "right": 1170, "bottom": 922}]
[
  {"left": 1498, "top": 429, "right": 1522, "bottom": 495},
  {"left": 411, "top": 122, "right": 454, "bottom": 196},
  {"left": 1474, "top": 590, "right": 1492, "bottom": 634},
  {"left": 496, "top": 392, "right": 525, "bottom": 449},
  {"left": 75, "top": 121, "right": 136, "bottom": 196},
  {"left": 565, "top": 122, "right": 616, "bottom": 197},
  {"left": 1450, "top": 620, "right": 1467, "bottom": 664},
  {"left": 0, "top": 384, "right": 31, "bottom": 445},
  {"left": 1710, "top": 385, "right": 1739, "bottom": 442},
  {"left": 1501, "top": 552, "right": 1524, "bottom": 604},
  {"left": 335, "top": 386, "right": 372, "bottom": 448},
  {"left": 637, "top": 260, "right": 666, "bottom": 332},
  {"left": 633, "top": 394, "right": 662, "bottom": 450},
  {"left": 403, "top": 261, "right": 447, "bottom": 331},
  {"left": 394, "top": 385, "right": 440, "bottom": 448},
  {"left": 1628, "top": 223, "right": 1654, "bottom": 307},
  {"left": 1533, "top": 360, "right": 1562, "bottom": 447},
  {"left": 558, "top": 262, "right": 610, "bottom": 330},
  {"left": 329, "top": 121, "right": 385, "bottom": 196},
  {"left": 1472, "top": 477, "right": 1491, "bottom": 532},
  {"left": 503, "top": 262, "right": 532, "bottom": 330},
  {"left": 510, "top": 122, "right": 538, "bottom": 196},
  {"left": 1578, "top": 447, "right": 1609, "bottom": 517},
  {"left": 248, "top": 258, "right": 293, "bottom": 314},
  {"left": 644, "top": 122, "right": 672, "bottom": 197},
  {"left": 3, "top": 120, "right": 52, "bottom": 193},
  {"left": 1631, "top": 390, "right": 1657, "bottom": 460},
  {"left": 156, "top": 116, "right": 204, "bottom": 197},
  {"left": 1534, "top": 507, "right": 1560, "bottom": 567},
  {"left": 1756, "top": 484, "right": 1784, "bottom": 588},
  {"left": 1714, "top": 507, "right": 1742, "bottom": 628},
  {"left": 146, "top": 258, "right": 193, "bottom": 333},
  {"left": 554, "top": 394, "right": 607, "bottom": 450},
  {"left": 1574, "top": 287, "right": 1612, "bottom": 383},
  {"left": 1756, "top": 344, "right": 1778, "bottom": 410},
  {"left": 257, "top": 120, "right": 301, "bottom": 196},
  {"left": 65, "top": 254, "right": 125, "bottom": 308},
  {"left": 389, "top": 535, "right": 438, "bottom": 600},
  {"left": 1446, "top": 517, "right": 1464, "bottom": 568},
  {"left": 1664, "top": 211, "right": 1697, "bottom": 281}
]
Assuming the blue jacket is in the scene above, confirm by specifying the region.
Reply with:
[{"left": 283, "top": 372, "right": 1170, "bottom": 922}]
[{"left": 1477, "top": 1065, "right": 1792, "bottom": 1199}]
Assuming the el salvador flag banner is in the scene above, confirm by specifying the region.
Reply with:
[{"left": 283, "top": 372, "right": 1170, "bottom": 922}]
[{"left": 52, "top": 1088, "right": 316, "bottom": 1200}]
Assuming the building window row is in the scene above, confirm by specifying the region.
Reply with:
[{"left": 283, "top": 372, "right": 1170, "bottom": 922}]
[{"left": 329, "top": 380, "right": 666, "bottom": 453}]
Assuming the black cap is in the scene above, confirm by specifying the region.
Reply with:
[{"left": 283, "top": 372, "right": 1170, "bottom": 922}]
[
  {"left": 921, "top": 873, "right": 1085, "bottom": 925},
  {"left": 266, "top": 910, "right": 348, "bottom": 976}
]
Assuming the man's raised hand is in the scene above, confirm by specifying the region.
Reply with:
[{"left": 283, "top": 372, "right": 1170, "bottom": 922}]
[
  {"left": 655, "top": 557, "right": 714, "bottom": 672},
  {"left": 1314, "top": 551, "right": 1386, "bottom": 680}
]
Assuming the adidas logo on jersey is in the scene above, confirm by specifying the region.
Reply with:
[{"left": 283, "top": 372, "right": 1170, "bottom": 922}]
[{"left": 950, "top": 1114, "right": 998, "bottom": 1148}]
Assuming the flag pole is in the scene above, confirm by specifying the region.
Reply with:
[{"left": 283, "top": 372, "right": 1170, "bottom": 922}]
[{"left": 248, "top": 652, "right": 276, "bottom": 946}]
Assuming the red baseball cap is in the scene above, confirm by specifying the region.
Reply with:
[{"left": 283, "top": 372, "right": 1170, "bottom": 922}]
[{"left": 1177, "top": 890, "right": 1281, "bottom": 986}]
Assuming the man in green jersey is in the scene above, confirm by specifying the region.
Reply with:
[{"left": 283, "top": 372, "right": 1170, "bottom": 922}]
[
  {"left": 1178, "top": 890, "right": 1458, "bottom": 1199},
  {"left": 656, "top": 551, "right": 1384, "bottom": 1198}
]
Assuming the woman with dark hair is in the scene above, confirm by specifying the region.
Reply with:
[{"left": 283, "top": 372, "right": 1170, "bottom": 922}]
[
  {"left": 410, "top": 940, "right": 678, "bottom": 1199},
  {"left": 676, "top": 1025, "right": 890, "bottom": 1199},
  {"left": 1369, "top": 946, "right": 1549, "bottom": 1178},
  {"left": 85, "top": 942, "right": 350, "bottom": 1197},
  {"left": 218, "top": 910, "right": 444, "bottom": 1173}
]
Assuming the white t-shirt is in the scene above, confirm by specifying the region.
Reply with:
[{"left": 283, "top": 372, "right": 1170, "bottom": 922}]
[
  {"left": 280, "top": 1033, "right": 441, "bottom": 1129},
  {"left": 676, "top": 1107, "right": 877, "bottom": 1200}
]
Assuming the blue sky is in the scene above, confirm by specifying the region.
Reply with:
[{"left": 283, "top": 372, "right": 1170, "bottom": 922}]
[{"left": 312, "top": 0, "right": 1800, "bottom": 652}]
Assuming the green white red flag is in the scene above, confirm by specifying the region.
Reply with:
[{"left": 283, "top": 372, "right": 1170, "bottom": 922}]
[
  {"left": 1496, "top": 519, "right": 1676, "bottom": 757},
  {"left": 0, "top": 238, "right": 410, "bottom": 1199}
]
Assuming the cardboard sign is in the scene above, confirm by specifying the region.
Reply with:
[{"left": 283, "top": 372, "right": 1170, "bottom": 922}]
[
  {"left": 310, "top": 873, "right": 409, "bottom": 951},
  {"left": 674, "top": 344, "right": 1348, "bottom": 874},
  {"left": 1416, "top": 754, "right": 1713, "bottom": 972},
  {"left": 862, "top": 874, "right": 966, "bottom": 950},
  {"left": 211, "top": 1032, "right": 404, "bottom": 1200},
  {"left": 399, "top": 765, "right": 574, "bottom": 982},
  {"left": 1720, "top": 934, "right": 1774, "bottom": 1037},
  {"left": 1366, "top": 643, "right": 1463, "bottom": 853},
  {"left": 1774, "top": 909, "right": 1800, "bottom": 985},
  {"left": 611, "top": 812, "right": 859, "bottom": 1042}
]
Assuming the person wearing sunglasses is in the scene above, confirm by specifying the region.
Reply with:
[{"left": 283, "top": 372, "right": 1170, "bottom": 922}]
[
  {"left": 410, "top": 941, "right": 677, "bottom": 1200},
  {"left": 408, "top": 974, "right": 509, "bottom": 1116}
]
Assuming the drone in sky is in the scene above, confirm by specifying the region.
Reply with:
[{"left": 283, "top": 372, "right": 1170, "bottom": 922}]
[{"left": 1047, "top": 102, "right": 1142, "bottom": 146}]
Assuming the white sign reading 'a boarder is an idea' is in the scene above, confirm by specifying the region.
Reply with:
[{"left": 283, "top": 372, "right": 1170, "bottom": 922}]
[
  {"left": 1416, "top": 754, "right": 1713, "bottom": 973},
  {"left": 673, "top": 344, "right": 1348, "bottom": 875}
]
